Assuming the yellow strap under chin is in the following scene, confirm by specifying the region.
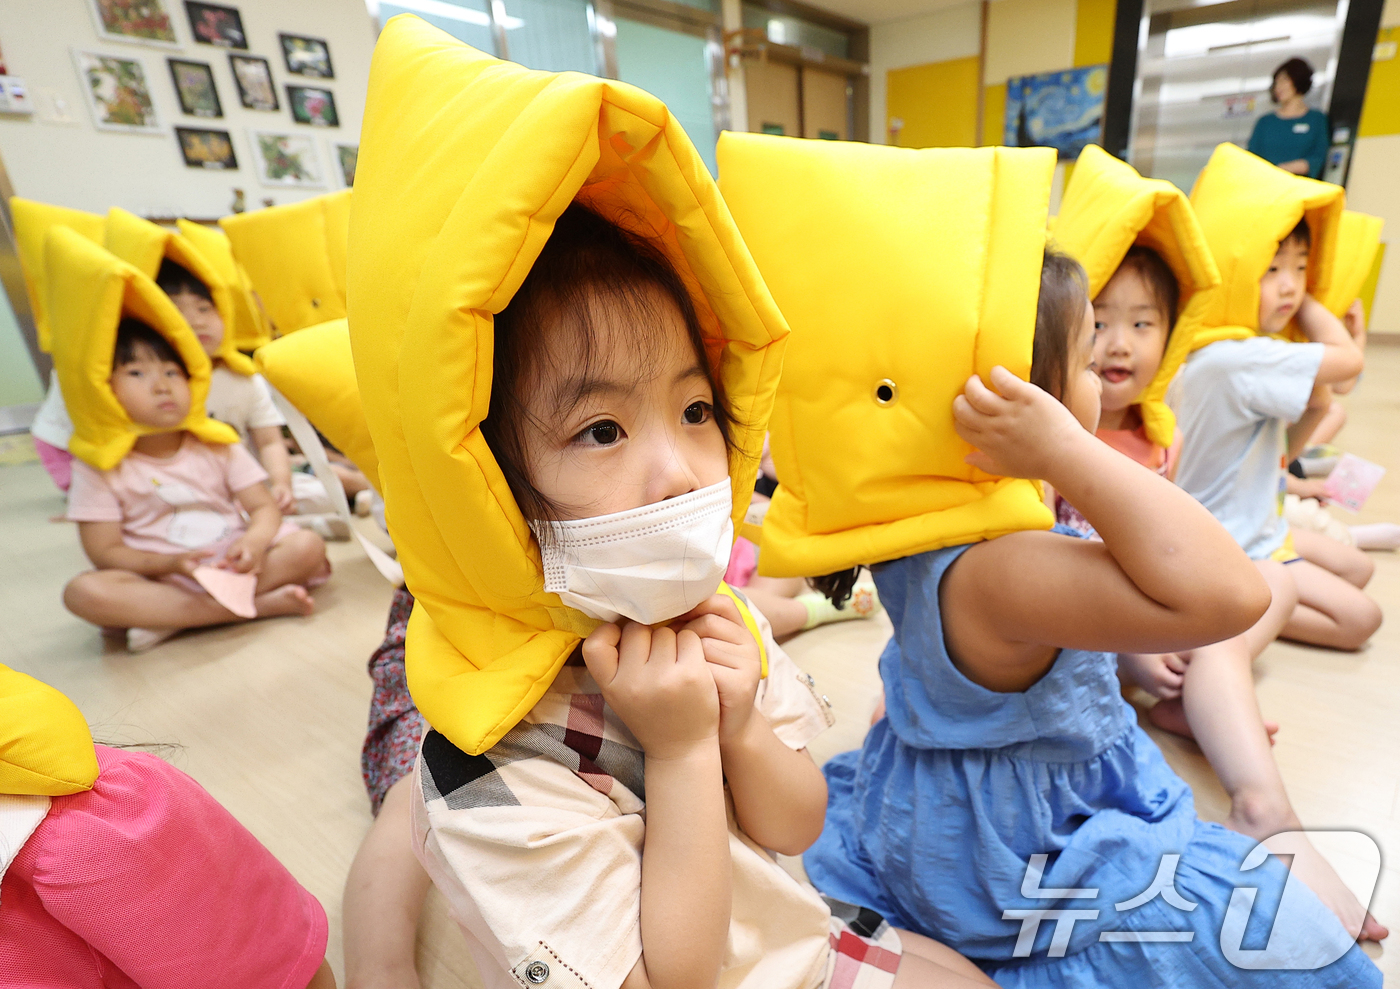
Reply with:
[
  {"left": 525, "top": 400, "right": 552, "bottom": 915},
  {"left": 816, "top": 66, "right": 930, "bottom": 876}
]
[{"left": 717, "top": 582, "right": 769, "bottom": 680}]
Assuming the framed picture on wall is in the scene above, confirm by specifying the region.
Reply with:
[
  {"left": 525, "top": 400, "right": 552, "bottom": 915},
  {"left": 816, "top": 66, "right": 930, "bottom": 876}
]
[
  {"left": 229, "top": 54, "right": 277, "bottom": 111},
  {"left": 331, "top": 141, "right": 357, "bottom": 187},
  {"left": 87, "top": 0, "right": 181, "bottom": 50},
  {"left": 168, "top": 58, "right": 221, "bottom": 117},
  {"left": 176, "top": 126, "right": 237, "bottom": 168},
  {"left": 1003, "top": 66, "right": 1107, "bottom": 159},
  {"left": 286, "top": 85, "right": 337, "bottom": 127},
  {"left": 249, "top": 129, "right": 325, "bottom": 188},
  {"left": 184, "top": 2, "right": 247, "bottom": 49},
  {"left": 72, "top": 49, "right": 162, "bottom": 133},
  {"left": 279, "top": 34, "right": 333, "bottom": 79}
]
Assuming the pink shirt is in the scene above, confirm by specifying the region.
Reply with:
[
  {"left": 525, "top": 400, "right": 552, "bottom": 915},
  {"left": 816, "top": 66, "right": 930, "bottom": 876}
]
[
  {"left": 67, "top": 434, "right": 268, "bottom": 555},
  {"left": 0, "top": 746, "right": 327, "bottom": 989}
]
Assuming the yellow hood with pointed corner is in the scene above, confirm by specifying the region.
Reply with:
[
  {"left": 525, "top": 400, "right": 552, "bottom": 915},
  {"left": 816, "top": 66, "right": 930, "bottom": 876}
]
[
  {"left": 177, "top": 219, "right": 275, "bottom": 352},
  {"left": 102, "top": 208, "right": 255, "bottom": 377},
  {"left": 221, "top": 190, "right": 351, "bottom": 338},
  {"left": 347, "top": 15, "right": 788, "bottom": 756},
  {"left": 9, "top": 198, "right": 105, "bottom": 353},
  {"left": 717, "top": 133, "right": 1056, "bottom": 578},
  {"left": 47, "top": 227, "right": 237, "bottom": 471},
  {"left": 1189, "top": 143, "right": 1344, "bottom": 351},
  {"left": 254, "top": 318, "right": 380, "bottom": 491},
  {"left": 1051, "top": 145, "right": 1221, "bottom": 449},
  {"left": 0, "top": 665, "right": 98, "bottom": 797},
  {"left": 1316, "top": 210, "right": 1383, "bottom": 319}
]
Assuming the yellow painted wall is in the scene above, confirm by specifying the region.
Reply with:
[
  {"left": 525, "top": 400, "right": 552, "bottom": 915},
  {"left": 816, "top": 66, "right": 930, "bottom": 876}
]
[
  {"left": 983, "top": 82, "right": 1007, "bottom": 145},
  {"left": 1073, "top": 0, "right": 1115, "bottom": 67},
  {"left": 1359, "top": 26, "right": 1400, "bottom": 137},
  {"left": 887, "top": 55, "right": 980, "bottom": 148}
]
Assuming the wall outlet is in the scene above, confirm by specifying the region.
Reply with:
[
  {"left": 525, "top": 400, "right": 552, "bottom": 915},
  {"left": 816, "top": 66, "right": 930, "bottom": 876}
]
[{"left": 0, "top": 76, "right": 34, "bottom": 115}]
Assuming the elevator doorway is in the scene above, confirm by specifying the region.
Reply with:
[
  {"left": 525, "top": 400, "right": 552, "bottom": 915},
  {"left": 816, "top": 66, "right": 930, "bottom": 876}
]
[{"left": 1129, "top": 0, "right": 1347, "bottom": 192}]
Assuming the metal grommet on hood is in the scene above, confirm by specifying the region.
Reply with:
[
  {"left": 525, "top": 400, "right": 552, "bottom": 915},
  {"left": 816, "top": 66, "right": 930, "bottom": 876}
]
[{"left": 873, "top": 378, "right": 899, "bottom": 406}]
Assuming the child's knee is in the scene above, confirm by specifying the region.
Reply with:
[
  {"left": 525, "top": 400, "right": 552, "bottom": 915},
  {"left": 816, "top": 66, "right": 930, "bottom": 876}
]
[
  {"left": 63, "top": 571, "right": 109, "bottom": 620},
  {"left": 285, "top": 529, "right": 327, "bottom": 573},
  {"left": 1339, "top": 593, "right": 1383, "bottom": 650}
]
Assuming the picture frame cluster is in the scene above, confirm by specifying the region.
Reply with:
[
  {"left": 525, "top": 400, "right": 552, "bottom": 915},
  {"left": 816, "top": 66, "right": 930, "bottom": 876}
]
[{"left": 74, "top": 0, "right": 356, "bottom": 188}]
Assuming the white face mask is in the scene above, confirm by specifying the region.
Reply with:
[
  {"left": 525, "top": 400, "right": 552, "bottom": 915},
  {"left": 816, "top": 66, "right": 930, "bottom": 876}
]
[{"left": 533, "top": 478, "right": 734, "bottom": 626}]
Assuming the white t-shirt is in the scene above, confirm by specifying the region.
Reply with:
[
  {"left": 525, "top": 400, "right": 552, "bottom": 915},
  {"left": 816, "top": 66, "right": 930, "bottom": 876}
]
[
  {"left": 205, "top": 366, "right": 285, "bottom": 454},
  {"left": 1170, "top": 337, "right": 1323, "bottom": 559},
  {"left": 30, "top": 370, "right": 73, "bottom": 450}
]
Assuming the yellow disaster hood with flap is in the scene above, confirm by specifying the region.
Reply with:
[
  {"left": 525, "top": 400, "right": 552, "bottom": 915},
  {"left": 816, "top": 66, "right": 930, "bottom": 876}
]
[
  {"left": 718, "top": 133, "right": 1056, "bottom": 578},
  {"left": 9, "top": 198, "right": 105, "bottom": 353},
  {"left": 221, "top": 190, "right": 351, "bottom": 337},
  {"left": 1315, "top": 210, "right": 1383, "bottom": 319},
  {"left": 254, "top": 318, "right": 380, "bottom": 491},
  {"left": 176, "top": 218, "right": 275, "bottom": 352},
  {"left": 1189, "top": 142, "right": 1344, "bottom": 350},
  {"left": 347, "top": 15, "right": 788, "bottom": 756},
  {"left": 1052, "top": 144, "right": 1221, "bottom": 448},
  {"left": 47, "top": 227, "right": 237, "bottom": 471},
  {"left": 0, "top": 665, "right": 98, "bottom": 797},
  {"left": 102, "top": 207, "right": 255, "bottom": 376}
]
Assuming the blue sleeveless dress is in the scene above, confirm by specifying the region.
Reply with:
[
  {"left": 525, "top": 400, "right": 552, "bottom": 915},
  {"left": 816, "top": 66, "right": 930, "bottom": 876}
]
[{"left": 804, "top": 541, "right": 1379, "bottom": 987}]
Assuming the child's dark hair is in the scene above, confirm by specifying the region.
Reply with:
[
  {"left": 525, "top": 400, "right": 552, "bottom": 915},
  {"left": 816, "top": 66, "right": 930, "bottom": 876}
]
[
  {"left": 481, "top": 202, "right": 733, "bottom": 524},
  {"left": 1113, "top": 245, "right": 1180, "bottom": 333},
  {"left": 1030, "top": 248, "right": 1090, "bottom": 401},
  {"left": 156, "top": 258, "right": 212, "bottom": 302},
  {"left": 1282, "top": 218, "right": 1311, "bottom": 250},
  {"left": 114, "top": 316, "right": 188, "bottom": 374}
]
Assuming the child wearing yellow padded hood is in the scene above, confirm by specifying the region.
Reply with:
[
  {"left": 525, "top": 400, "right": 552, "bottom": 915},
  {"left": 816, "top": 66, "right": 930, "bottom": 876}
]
[
  {"left": 1175, "top": 145, "right": 1380, "bottom": 659},
  {"left": 351, "top": 17, "right": 991, "bottom": 989}
]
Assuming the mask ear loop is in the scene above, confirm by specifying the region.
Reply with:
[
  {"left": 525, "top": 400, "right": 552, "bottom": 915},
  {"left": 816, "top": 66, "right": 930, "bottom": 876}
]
[{"left": 716, "top": 583, "right": 768, "bottom": 679}]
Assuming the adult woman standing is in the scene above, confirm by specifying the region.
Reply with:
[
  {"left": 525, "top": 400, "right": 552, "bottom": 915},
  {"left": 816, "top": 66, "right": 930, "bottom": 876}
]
[{"left": 1247, "top": 57, "right": 1330, "bottom": 177}]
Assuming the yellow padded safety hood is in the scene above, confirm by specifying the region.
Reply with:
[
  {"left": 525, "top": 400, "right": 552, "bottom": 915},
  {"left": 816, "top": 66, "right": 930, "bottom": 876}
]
[
  {"left": 1189, "top": 143, "right": 1344, "bottom": 350},
  {"left": 348, "top": 15, "right": 788, "bottom": 756},
  {"left": 47, "top": 226, "right": 237, "bottom": 470},
  {"left": 717, "top": 133, "right": 1056, "bottom": 578},
  {"left": 103, "top": 208, "right": 255, "bottom": 376},
  {"left": 0, "top": 665, "right": 98, "bottom": 797},
  {"left": 1052, "top": 145, "right": 1221, "bottom": 448},
  {"left": 9, "top": 198, "right": 105, "bottom": 353},
  {"left": 177, "top": 219, "right": 275, "bottom": 352},
  {"left": 1316, "top": 210, "right": 1383, "bottom": 318},
  {"left": 254, "top": 318, "right": 381, "bottom": 490},
  {"left": 221, "top": 190, "right": 351, "bottom": 337}
]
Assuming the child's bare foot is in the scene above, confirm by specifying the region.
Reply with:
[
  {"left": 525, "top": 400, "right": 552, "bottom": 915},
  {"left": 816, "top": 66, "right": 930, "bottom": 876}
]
[
  {"left": 255, "top": 584, "right": 315, "bottom": 618},
  {"left": 1256, "top": 829, "right": 1389, "bottom": 943},
  {"left": 1147, "top": 697, "right": 1278, "bottom": 745}
]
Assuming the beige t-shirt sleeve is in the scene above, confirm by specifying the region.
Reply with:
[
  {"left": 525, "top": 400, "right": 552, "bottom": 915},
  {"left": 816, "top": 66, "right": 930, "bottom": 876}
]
[
  {"left": 416, "top": 752, "right": 644, "bottom": 989},
  {"left": 746, "top": 598, "right": 836, "bottom": 752}
]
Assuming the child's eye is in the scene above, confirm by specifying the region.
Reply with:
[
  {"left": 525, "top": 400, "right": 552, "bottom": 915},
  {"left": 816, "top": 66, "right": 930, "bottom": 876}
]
[
  {"left": 1094, "top": 321, "right": 1106, "bottom": 330},
  {"left": 683, "top": 401, "right": 713, "bottom": 425},
  {"left": 577, "top": 420, "right": 622, "bottom": 446}
]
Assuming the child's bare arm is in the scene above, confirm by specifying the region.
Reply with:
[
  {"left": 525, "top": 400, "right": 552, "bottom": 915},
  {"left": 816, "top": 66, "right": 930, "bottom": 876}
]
[
  {"left": 223, "top": 483, "right": 285, "bottom": 573},
  {"left": 584, "top": 623, "right": 730, "bottom": 989},
  {"left": 1296, "top": 296, "right": 1363, "bottom": 385},
  {"left": 250, "top": 425, "right": 295, "bottom": 513},
  {"left": 76, "top": 520, "right": 207, "bottom": 577},
  {"left": 943, "top": 368, "right": 1271, "bottom": 692},
  {"left": 1286, "top": 381, "right": 1332, "bottom": 461},
  {"left": 676, "top": 595, "right": 825, "bottom": 855}
]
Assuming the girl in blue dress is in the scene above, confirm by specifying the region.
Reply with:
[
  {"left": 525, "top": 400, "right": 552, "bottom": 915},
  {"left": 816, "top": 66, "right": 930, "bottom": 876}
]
[{"left": 801, "top": 253, "right": 1382, "bottom": 987}]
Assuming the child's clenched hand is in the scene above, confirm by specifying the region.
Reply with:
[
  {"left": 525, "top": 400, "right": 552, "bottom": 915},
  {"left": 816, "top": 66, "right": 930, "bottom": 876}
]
[
  {"left": 673, "top": 594, "right": 762, "bottom": 747},
  {"left": 219, "top": 535, "right": 270, "bottom": 574},
  {"left": 583, "top": 620, "right": 720, "bottom": 761},
  {"left": 953, "top": 366, "right": 1086, "bottom": 479},
  {"left": 1119, "top": 651, "right": 1189, "bottom": 700},
  {"left": 165, "top": 548, "right": 212, "bottom": 577}
]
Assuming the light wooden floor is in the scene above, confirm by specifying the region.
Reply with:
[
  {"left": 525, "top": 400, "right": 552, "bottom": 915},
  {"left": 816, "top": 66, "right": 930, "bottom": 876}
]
[{"left": 2, "top": 347, "right": 1397, "bottom": 986}]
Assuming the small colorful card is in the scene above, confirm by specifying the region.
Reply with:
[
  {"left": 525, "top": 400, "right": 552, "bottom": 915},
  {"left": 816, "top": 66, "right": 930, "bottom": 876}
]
[{"left": 1323, "top": 453, "right": 1386, "bottom": 513}]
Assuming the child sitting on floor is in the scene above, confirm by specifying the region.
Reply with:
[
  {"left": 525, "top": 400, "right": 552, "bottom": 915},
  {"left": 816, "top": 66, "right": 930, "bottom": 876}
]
[
  {"left": 155, "top": 258, "right": 297, "bottom": 514},
  {"left": 1175, "top": 145, "right": 1379, "bottom": 653},
  {"left": 57, "top": 243, "right": 328, "bottom": 652}
]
